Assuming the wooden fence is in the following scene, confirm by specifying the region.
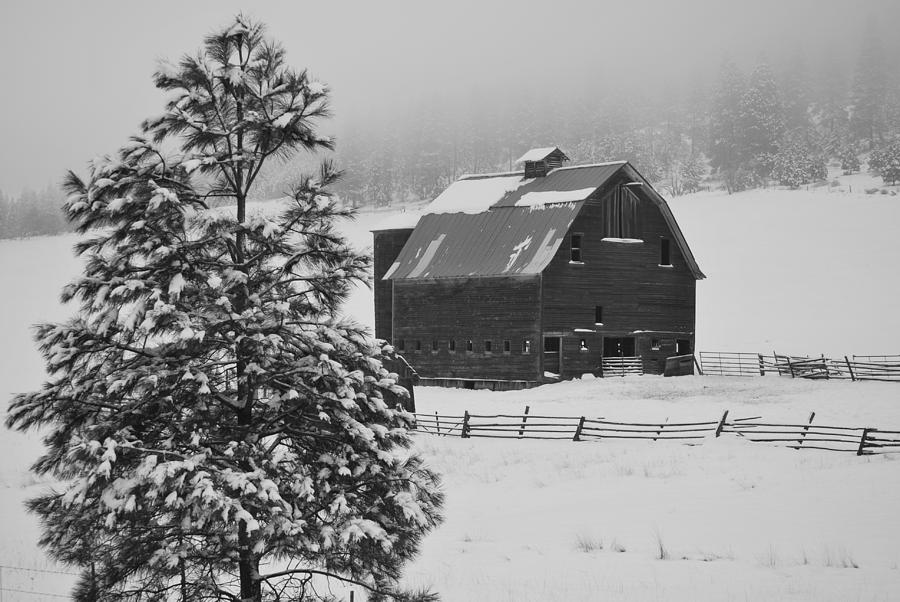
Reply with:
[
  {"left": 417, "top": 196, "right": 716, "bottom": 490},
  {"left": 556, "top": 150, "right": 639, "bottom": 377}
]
[
  {"left": 698, "top": 351, "right": 900, "bottom": 382},
  {"left": 601, "top": 356, "right": 644, "bottom": 377},
  {"left": 412, "top": 408, "right": 900, "bottom": 455}
]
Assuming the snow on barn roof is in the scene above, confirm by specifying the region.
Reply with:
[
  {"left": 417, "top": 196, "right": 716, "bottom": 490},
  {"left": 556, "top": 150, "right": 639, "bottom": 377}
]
[
  {"left": 428, "top": 172, "right": 525, "bottom": 214},
  {"left": 370, "top": 171, "right": 524, "bottom": 231},
  {"left": 515, "top": 146, "right": 570, "bottom": 163},
  {"left": 494, "top": 162, "right": 626, "bottom": 208},
  {"left": 372, "top": 161, "right": 628, "bottom": 231}
]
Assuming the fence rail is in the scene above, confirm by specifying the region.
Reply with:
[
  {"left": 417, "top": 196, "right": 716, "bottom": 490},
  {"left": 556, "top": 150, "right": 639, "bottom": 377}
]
[
  {"left": 698, "top": 351, "right": 900, "bottom": 382},
  {"left": 412, "top": 409, "right": 900, "bottom": 455}
]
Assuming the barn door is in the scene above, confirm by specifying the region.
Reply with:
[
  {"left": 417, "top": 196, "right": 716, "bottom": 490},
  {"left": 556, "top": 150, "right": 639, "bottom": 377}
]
[
  {"left": 543, "top": 336, "right": 561, "bottom": 376},
  {"left": 602, "top": 337, "right": 635, "bottom": 357}
]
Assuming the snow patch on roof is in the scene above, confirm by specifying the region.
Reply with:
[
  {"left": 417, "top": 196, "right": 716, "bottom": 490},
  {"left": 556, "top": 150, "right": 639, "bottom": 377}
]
[
  {"left": 371, "top": 210, "right": 423, "bottom": 231},
  {"left": 549, "top": 160, "right": 627, "bottom": 173},
  {"left": 407, "top": 233, "right": 446, "bottom": 278},
  {"left": 425, "top": 174, "right": 526, "bottom": 215},
  {"left": 520, "top": 228, "right": 561, "bottom": 273},
  {"left": 503, "top": 236, "right": 533, "bottom": 273},
  {"left": 514, "top": 187, "right": 597, "bottom": 207}
]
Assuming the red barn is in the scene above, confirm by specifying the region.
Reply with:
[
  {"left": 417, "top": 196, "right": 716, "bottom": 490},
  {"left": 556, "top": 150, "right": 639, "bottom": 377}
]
[{"left": 372, "top": 147, "right": 704, "bottom": 389}]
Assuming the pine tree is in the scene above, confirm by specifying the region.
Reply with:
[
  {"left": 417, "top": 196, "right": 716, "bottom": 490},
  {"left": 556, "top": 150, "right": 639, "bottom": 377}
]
[
  {"left": 781, "top": 50, "right": 811, "bottom": 137},
  {"left": 869, "top": 141, "right": 900, "bottom": 185},
  {"left": 850, "top": 19, "right": 888, "bottom": 148},
  {"left": 709, "top": 59, "right": 746, "bottom": 172},
  {"left": 6, "top": 15, "right": 442, "bottom": 602},
  {"left": 772, "top": 139, "right": 826, "bottom": 188},
  {"left": 740, "top": 61, "right": 783, "bottom": 178},
  {"left": 839, "top": 145, "right": 861, "bottom": 174}
]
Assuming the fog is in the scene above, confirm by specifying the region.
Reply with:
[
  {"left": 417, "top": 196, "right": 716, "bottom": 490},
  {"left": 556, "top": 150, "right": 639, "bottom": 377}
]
[{"left": 1, "top": 0, "right": 898, "bottom": 194}]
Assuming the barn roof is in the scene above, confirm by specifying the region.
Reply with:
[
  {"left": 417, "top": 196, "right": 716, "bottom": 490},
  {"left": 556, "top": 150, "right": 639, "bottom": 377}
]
[
  {"left": 380, "top": 160, "right": 704, "bottom": 280},
  {"left": 382, "top": 202, "right": 584, "bottom": 280},
  {"left": 493, "top": 162, "right": 626, "bottom": 208}
]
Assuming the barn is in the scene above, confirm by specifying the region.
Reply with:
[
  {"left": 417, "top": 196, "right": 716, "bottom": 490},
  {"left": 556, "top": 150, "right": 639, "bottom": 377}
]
[{"left": 372, "top": 147, "right": 704, "bottom": 389}]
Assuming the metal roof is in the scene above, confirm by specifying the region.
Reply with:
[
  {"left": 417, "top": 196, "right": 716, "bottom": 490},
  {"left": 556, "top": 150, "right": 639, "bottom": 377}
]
[
  {"left": 384, "top": 202, "right": 584, "bottom": 280},
  {"left": 492, "top": 162, "right": 626, "bottom": 207}
]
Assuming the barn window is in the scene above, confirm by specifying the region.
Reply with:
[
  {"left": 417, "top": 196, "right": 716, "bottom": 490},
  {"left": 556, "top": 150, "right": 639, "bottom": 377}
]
[
  {"left": 570, "top": 233, "right": 583, "bottom": 263},
  {"left": 484, "top": 340, "right": 493, "bottom": 353},
  {"left": 503, "top": 340, "right": 511, "bottom": 354},
  {"left": 603, "top": 184, "right": 641, "bottom": 239},
  {"left": 523, "top": 339, "right": 532, "bottom": 354},
  {"left": 466, "top": 339, "right": 474, "bottom": 353},
  {"left": 397, "top": 339, "right": 405, "bottom": 352},
  {"left": 595, "top": 305, "right": 603, "bottom": 325},
  {"left": 660, "top": 238, "right": 671, "bottom": 266},
  {"left": 431, "top": 339, "right": 439, "bottom": 352},
  {"left": 651, "top": 338, "right": 661, "bottom": 351},
  {"left": 449, "top": 339, "right": 456, "bottom": 353},
  {"left": 415, "top": 340, "right": 422, "bottom": 352}
]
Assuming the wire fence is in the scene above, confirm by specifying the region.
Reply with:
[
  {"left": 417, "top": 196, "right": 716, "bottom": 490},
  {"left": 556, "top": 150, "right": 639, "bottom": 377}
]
[
  {"left": 413, "top": 407, "right": 900, "bottom": 455},
  {"left": 0, "top": 564, "right": 77, "bottom": 600},
  {"left": 697, "top": 351, "right": 900, "bottom": 382}
]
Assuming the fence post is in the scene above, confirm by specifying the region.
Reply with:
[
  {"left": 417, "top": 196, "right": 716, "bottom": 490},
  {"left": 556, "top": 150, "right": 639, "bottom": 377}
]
[
  {"left": 573, "top": 416, "right": 586, "bottom": 441},
  {"left": 715, "top": 410, "right": 730, "bottom": 437},
  {"left": 654, "top": 417, "right": 669, "bottom": 441},
  {"left": 518, "top": 405, "right": 530, "bottom": 438},
  {"left": 822, "top": 354, "right": 829, "bottom": 379},
  {"left": 435, "top": 411, "right": 440, "bottom": 435},
  {"left": 857, "top": 428, "right": 870, "bottom": 456},
  {"left": 797, "top": 411, "right": 815, "bottom": 448},
  {"left": 758, "top": 354, "right": 765, "bottom": 376},
  {"left": 844, "top": 356, "right": 856, "bottom": 382},
  {"left": 461, "top": 411, "right": 470, "bottom": 438},
  {"left": 786, "top": 356, "right": 795, "bottom": 378},
  {"left": 694, "top": 354, "right": 703, "bottom": 376}
]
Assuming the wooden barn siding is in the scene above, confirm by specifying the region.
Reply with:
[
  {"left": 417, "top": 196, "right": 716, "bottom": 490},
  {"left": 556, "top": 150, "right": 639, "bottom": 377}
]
[
  {"left": 541, "top": 182, "right": 696, "bottom": 377},
  {"left": 373, "top": 229, "right": 414, "bottom": 341},
  {"left": 392, "top": 276, "right": 541, "bottom": 381}
]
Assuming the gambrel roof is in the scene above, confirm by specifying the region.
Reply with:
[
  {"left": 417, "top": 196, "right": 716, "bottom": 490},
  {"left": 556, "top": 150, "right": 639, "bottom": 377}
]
[{"left": 378, "top": 161, "right": 705, "bottom": 281}]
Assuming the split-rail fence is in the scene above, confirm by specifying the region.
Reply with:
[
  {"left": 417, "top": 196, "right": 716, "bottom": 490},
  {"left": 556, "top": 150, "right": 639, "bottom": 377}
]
[
  {"left": 412, "top": 407, "right": 900, "bottom": 455},
  {"left": 698, "top": 352, "right": 900, "bottom": 382}
]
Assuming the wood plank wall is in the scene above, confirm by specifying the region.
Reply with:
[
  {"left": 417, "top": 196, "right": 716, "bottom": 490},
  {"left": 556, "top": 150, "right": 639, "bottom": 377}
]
[
  {"left": 373, "top": 229, "right": 414, "bottom": 341},
  {"left": 392, "top": 276, "right": 542, "bottom": 381}
]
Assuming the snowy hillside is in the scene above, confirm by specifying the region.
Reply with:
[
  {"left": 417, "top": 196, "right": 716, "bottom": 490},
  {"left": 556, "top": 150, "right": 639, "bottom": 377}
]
[{"left": 1, "top": 187, "right": 899, "bottom": 600}]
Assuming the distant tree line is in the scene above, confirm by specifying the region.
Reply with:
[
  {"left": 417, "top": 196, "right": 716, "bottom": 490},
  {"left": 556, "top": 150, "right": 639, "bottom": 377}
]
[
  {"left": 298, "top": 19, "right": 899, "bottom": 204},
  {"left": 5, "top": 20, "right": 900, "bottom": 239},
  {"left": 0, "top": 185, "right": 72, "bottom": 239}
]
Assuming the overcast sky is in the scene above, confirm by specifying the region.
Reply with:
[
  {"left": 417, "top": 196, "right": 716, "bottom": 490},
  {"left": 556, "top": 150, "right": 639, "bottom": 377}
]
[{"left": 1, "top": 0, "right": 897, "bottom": 194}]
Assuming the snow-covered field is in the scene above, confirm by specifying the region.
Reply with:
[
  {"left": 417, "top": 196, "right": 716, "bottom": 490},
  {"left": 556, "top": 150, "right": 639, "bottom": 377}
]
[{"left": 1, "top": 185, "right": 899, "bottom": 600}]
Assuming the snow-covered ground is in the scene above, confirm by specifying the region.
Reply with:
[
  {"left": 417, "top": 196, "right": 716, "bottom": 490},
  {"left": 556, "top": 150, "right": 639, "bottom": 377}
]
[{"left": 1, "top": 186, "right": 898, "bottom": 600}]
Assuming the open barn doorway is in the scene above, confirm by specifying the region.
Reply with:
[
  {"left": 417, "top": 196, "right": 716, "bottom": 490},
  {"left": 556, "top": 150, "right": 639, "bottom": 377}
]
[
  {"left": 602, "top": 336, "right": 635, "bottom": 358},
  {"left": 543, "top": 336, "right": 562, "bottom": 376}
]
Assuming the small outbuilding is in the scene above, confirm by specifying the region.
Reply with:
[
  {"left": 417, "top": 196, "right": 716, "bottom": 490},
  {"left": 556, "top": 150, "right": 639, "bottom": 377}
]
[{"left": 372, "top": 147, "right": 704, "bottom": 389}]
